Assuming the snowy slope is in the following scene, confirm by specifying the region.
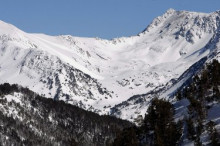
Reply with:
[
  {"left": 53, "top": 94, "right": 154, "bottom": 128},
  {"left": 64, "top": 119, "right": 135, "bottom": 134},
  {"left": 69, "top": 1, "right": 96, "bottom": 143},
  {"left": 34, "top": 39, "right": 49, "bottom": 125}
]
[{"left": 0, "top": 9, "right": 220, "bottom": 122}]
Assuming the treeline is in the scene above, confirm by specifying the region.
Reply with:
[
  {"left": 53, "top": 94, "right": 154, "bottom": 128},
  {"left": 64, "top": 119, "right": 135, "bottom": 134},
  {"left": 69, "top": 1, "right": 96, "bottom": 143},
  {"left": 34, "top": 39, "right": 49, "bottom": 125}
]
[{"left": 0, "top": 83, "right": 132, "bottom": 146}]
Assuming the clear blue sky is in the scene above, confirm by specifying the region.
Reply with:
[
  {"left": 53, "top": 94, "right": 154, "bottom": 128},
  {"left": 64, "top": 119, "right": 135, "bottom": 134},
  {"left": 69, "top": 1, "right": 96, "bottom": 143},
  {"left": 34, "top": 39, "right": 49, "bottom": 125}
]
[{"left": 0, "top": 0, "right": 219, "bottom": 39}]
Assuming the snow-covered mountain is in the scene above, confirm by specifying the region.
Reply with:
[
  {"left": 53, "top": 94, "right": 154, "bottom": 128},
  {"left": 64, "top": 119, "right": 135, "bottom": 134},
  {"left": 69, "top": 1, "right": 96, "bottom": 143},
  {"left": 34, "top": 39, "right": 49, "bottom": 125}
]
[{"left": 0, "top": 9, "right": 220, "bottom": 122}]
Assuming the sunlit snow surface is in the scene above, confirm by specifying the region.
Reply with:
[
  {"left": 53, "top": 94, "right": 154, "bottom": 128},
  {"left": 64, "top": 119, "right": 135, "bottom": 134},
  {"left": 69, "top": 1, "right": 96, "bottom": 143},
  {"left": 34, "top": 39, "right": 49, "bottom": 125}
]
[{"left": 0, "top": 9, "right": 220, "bottom": 122}]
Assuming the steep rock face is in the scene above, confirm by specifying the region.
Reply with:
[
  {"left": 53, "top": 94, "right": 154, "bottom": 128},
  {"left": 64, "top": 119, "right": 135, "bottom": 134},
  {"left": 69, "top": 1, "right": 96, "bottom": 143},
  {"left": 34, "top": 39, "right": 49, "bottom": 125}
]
[{"left": 0, "top": 9, "right": 220, "bottom": 122}]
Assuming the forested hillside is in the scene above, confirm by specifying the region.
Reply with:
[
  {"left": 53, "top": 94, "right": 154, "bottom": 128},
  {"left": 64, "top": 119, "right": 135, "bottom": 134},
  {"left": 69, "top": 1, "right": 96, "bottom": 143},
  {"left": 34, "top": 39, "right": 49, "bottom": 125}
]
[{"left": 0, "top": 83, "right": 132, "bottom": 146}]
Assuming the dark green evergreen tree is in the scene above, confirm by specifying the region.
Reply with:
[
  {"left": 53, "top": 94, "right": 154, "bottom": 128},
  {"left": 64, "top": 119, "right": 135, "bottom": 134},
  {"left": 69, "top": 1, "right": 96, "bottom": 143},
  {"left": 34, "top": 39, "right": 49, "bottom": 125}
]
[
  {"left": 207, "top": 121, "right": 220, "bottom": 146},
  {"left": 186, "top": 118, "right": 196, "bottom": 140},
  {"left": 112, "top": 127, "right": 139, "bottom": 146},
  {"left": 144, "top": 98, "right": 182, "bottom": 146}
]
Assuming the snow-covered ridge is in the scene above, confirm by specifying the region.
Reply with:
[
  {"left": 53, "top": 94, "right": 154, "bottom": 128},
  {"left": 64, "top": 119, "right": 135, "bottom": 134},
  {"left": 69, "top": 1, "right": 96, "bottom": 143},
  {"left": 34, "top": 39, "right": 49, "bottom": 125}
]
[{"left": 0, "top": 9, "right": 220, "bottom": 122}]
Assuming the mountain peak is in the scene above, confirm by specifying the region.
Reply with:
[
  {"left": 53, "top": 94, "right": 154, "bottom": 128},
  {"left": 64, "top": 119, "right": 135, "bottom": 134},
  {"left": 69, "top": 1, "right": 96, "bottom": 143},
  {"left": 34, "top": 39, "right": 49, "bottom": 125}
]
[
  {"left": 165, "top": 8, "right": 176, "bottom": 14},
  {"left": 0, "top": 20, "right": 24, "bottom": 36},
  {"left": 141, "top": 8, "right": 218, "bottom": 34},
  {"left": 141, "top": 8, "right": 177, "bottom": 33}
]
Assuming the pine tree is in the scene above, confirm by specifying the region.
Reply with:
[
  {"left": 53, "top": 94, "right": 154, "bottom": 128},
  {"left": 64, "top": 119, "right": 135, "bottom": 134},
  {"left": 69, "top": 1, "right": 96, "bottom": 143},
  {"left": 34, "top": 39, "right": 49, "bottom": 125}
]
[
  {"left": 112, "top": 127, "right": 139, "bottom": 146},
  {"left": 176, "top": 90, "right": 182, "bottom": 100},
  {"left": 186, "top": 118, "right": 196, "bottom": 140},
  {"left": 144, "top": 98, "right": 182, "bottom": 146},
  {"left": 207, "top": 121, "right": 220, "bottom": 146},
  {"left": 210, "top": 128, "right": 220, "bottom": 146},
  {"left": 194, "top": 136, "right": 202, "bottom": 146}
]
